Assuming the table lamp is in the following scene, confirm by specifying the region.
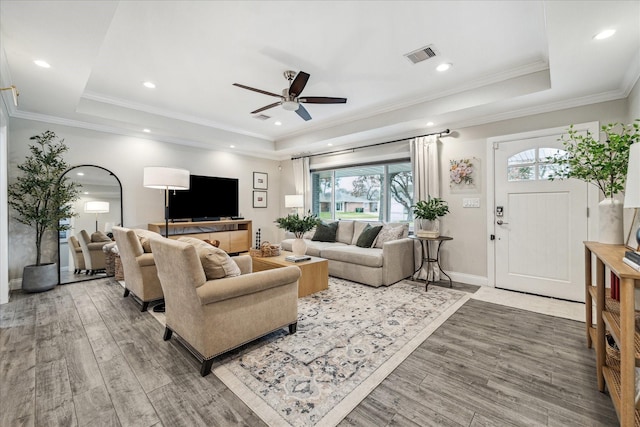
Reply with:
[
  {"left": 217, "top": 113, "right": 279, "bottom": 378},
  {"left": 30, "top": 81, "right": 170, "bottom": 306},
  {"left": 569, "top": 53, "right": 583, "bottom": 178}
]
[
  {"left": 143, "top": 167, "right": 190, "bottom": 238},
  {"left": 625, "top": 143, "right": 640, "bottom": 251},
  {"left": 285, "top": 194, "right": 304, "bottom": 215},
  {"left": 84, "top": 201, "right": 110, "bottom": 232}
]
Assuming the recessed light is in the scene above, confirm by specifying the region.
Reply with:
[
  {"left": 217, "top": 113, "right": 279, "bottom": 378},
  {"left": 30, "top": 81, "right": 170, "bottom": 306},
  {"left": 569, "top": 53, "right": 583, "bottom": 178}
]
[
  {"left": 229, "top": 145, "right": 235, "bottom": 148},
  {"left": 328, "top": 143, "right": 333, "bottom": 146},
  {"left": 34, "top": 60, "right": 51, "bottom": 68},
  {"left": 274, "top": 121, "right": 282, "bottom": 126},
  {"left": 594, "top": 29, "right": 616, "bottom": 40},
  {"left": 143, "top": 128, "right": 151, "bottom": 133},
  {"left": 76, "top": 172, "right": 84, "bottom": 176},
  {"left": 143, "top": 81, "right": 156, "bottom": 89},
  {"left": 426, "top": 122, "right": 434, "bottom": 127},
  {"left": 436, "top": 63, "right": 451, "bottom": 72},
  {"left": 83, "top": 191, "right": 89, "bottom": 195}
]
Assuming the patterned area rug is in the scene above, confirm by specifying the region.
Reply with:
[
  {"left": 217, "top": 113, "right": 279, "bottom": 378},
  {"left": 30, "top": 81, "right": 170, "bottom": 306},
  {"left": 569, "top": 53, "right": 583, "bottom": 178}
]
[{"left": 212, "top": 278, "right": 470, "bottom": 427}]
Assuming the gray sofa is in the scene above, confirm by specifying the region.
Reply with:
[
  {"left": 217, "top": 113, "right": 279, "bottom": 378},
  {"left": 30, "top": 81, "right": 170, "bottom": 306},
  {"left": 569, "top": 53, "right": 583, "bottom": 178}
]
[{"left": 280, "top": 220, "right": 415, "bottom": 287}]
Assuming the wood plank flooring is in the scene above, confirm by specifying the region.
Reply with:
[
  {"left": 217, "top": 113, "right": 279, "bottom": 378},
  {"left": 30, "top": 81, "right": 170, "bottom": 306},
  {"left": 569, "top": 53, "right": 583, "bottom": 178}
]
[{"left": 0, "top": 278, "right": 617, "bottom": 426}]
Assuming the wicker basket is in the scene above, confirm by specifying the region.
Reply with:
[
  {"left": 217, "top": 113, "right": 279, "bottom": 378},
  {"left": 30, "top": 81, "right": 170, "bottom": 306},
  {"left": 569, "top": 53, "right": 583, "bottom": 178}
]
[
  {"left": 114, "top": 254, "right": 124, "bottom": 281},
  {"left": 250, "top": 241, "right": 281, "bottom": 257}
]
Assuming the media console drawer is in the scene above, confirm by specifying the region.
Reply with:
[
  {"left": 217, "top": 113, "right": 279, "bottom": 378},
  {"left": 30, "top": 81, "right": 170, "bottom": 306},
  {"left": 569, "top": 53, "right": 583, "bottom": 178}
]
[{"left": 148, "top": 220, "right": 252, "bottom": 254}]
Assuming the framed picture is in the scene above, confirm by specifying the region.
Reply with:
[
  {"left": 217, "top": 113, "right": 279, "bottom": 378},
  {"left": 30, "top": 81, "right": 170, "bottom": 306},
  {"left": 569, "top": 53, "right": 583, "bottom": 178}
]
[
  {"left": 253, "top": 191, "right": 267, "bottom": 208},
  {"left": 253, "top": 172, "right": 268, "bottom": 189}
]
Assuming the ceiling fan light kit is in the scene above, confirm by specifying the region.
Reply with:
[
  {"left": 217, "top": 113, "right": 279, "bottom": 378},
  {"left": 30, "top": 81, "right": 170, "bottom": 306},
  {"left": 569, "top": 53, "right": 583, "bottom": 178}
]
[{"left": 233, "top": 70, "right": 347, "bottom": 121}]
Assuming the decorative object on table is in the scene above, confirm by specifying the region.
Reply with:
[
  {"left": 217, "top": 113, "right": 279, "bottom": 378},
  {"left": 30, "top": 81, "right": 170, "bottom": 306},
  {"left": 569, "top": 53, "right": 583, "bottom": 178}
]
[
  {"left": 203, "top": 239, "right": 220, "bottom": 248},
  {"left": 255, "top": 228, "right": 261, "bottom": 249},
  {"left": 449, "top": 157, "right": 478, "bottom": 192},
  {"left": 547, "top": 120, "right": 640, "bottom": 244},
  {"left": 143, "top": 166, "right": 190, "bottom": 238},
  {"left": 253, "top": 190, "right": 267, "bottom": 208},
  {"left": 8, "top": 130, "right": 81, "bottom": 292},
  {"left": 253, "top": 171, "right": 268, "bottom": 189},
  {"left": 275, "top": 211, "right": 320, "bottom": 256},
  {"left": 412, "top": 196, "right": 449, "bottom": 238},
  {"left": 250, "top": 241, "right": 281, "bottom": 258},
  {"left": 624, "top": 140, "right": 640, "bottom": 251},
  {"left": 84, "top": 200, "right": 109, "bottom": 232}
]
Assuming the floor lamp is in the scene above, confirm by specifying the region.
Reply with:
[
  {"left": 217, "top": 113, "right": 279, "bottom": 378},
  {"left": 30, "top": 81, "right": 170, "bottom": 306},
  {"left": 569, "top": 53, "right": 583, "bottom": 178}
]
[
  {"left": 143, "top": 167, "right": 190, "bottom": 313},
  {"left": 143, "top": 167, "right": 190, "bottom": 238},
  {"left": 625, "top": 143, "right": 640, "bottom": 251},
  {"left": 84, "top": 201, "right": 110, "bottom": 232}
]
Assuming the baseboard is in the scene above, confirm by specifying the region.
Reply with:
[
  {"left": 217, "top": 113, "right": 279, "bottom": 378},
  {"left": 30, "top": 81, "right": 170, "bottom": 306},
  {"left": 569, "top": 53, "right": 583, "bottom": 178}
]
[
  {"left": 444, "top": 271, "right": 488, "bottom": 287},
  {"left": 9, "top": 278, "right": 22, "bottom": 291}
]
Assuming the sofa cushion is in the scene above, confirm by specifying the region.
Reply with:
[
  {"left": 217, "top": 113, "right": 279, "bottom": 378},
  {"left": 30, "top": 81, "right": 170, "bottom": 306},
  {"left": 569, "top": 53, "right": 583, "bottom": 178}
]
[
  {"left": 336, "top": 221, "right": 354, "bottom": 244},
  {"left": 321, "top": 246, "right": 384, "bottom": 268},
  {"left": 356, "top": 224, "right": 383, "bottom": 248},
  {"left": 373, "top": 224, "right": 408, "bottom": 248},
  {"left": 177, "top": 236, "right": 241, "bottom": 280},
  {"left": 280, "top": 239, "right": 347, "bottom": 257},
  {"left": 312, "top": 221, "right": 338, "bottom": 242},
  {"left": 91, "top": 231, "right": 112, "bottom": 243}
]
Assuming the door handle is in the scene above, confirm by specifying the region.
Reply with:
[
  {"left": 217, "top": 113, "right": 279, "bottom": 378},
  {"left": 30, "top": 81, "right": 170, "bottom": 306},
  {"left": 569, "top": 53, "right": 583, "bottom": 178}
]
[{"left": 497, "top": 220, "right": 509, "bottom": 225}]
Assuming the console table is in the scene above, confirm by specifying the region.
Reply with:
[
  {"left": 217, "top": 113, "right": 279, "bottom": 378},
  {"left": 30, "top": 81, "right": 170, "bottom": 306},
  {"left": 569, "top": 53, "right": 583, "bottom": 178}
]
[
  {"left": 584, "top": 241, "right": 640, "bottom": 426},
  {"left": 148, "top": 220, "right": 252, "bottom": 254}
]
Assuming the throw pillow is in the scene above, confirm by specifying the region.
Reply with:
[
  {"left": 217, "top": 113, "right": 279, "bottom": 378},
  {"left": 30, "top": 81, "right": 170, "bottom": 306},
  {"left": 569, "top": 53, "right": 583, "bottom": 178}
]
[
  {"left": 91, "top": 231, "right": 112, "bottom": 243},
  {"left": 177, "top": 237, "right": 241, "bottom": 280},
  {"left": 351, "top": 221, "right": 383, "bottom": 245},
  {"left": 356, "top": 224, "right": 383, "bottom": 248},
  {"left": 373, "top": 224, "right": 407, "bottom": 248},
  {"left": 312, "top": 221, "right": 338, "bottom": 242},
  {"left": 135, "top": 229, "right": 160, "bottom": 253}
]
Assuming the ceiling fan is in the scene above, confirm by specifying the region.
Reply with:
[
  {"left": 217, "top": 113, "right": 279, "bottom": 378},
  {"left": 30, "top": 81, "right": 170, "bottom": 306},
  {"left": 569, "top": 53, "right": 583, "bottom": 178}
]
[{"left": 233, "top": 70, "right": 347, "bottom": 121}]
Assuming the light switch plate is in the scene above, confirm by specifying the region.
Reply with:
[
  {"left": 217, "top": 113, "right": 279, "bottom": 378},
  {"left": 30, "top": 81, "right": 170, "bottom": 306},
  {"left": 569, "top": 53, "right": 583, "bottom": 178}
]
[{"left": 463, "top": 198, "right": 480, "bottom": 208}]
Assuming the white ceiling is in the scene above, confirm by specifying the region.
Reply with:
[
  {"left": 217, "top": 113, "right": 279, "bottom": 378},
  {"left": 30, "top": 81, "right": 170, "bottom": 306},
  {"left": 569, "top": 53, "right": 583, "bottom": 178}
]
[{"left": 1, "top": 1, "right": 639, "bottom": 160}]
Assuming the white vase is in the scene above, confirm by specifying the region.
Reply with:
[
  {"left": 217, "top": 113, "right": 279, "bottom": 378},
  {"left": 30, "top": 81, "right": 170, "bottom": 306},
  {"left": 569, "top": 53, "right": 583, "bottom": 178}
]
[
  {"left": 291, "top": 238, "right": 307, "bottom": 256},
  {"left": 415, "top": 218, "right": 440, "bottom": 238},
  {"left": 598, "top": 198, "right": 624, "bottom": 244}
]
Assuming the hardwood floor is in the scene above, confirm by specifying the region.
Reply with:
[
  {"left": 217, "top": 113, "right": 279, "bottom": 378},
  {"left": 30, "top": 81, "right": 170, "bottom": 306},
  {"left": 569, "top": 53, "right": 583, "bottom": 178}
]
[{"left": 0, "top": 278, "right": 617, "bottom": 426}]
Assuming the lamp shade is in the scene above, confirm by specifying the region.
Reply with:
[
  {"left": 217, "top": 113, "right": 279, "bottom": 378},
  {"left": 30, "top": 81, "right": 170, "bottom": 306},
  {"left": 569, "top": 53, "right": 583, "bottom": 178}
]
[
  {"left": 84, "top": 201, "right": 110, "bottom": 214},
  {"left": 625, "top": 143, "right": 640, "bottom": 208},
  {"left": 285, "top": 194, "right": 304, "bottom": 208},
  {"left": 143, "top": 167, "right": 190, "bottom": 190}
]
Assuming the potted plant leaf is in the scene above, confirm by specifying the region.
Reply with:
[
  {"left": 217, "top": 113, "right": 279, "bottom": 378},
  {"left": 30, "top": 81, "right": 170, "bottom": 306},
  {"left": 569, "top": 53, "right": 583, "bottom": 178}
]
[
  {"left": 8, "top": 130, "right": 81, "bottom": 292},
  {"left": 412, "top": 197, "right": 449, "bottom": 237},
  {"left": 547, "top": 120, "right": 640, "bottom": 244},
  {"left": 275, "top": 211, "right": 320, "bottom": 256}
]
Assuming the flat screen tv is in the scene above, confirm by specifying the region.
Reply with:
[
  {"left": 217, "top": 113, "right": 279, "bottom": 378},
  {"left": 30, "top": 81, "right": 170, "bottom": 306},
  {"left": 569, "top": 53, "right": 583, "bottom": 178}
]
[{"left": 168, "top": 175, "right": 239, "bottom": 221}]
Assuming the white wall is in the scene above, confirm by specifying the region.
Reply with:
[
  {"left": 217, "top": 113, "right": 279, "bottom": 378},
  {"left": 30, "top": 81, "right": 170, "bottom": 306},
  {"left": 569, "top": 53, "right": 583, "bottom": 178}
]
[{"left": 8, "top": 118, "right": 283, "bottom": 282}]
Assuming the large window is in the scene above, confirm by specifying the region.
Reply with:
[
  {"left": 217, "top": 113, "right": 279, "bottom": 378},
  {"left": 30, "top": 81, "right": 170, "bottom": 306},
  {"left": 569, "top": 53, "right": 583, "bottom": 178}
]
[{"left": 311, "top": 161, "right": 413, "bottom": 223}]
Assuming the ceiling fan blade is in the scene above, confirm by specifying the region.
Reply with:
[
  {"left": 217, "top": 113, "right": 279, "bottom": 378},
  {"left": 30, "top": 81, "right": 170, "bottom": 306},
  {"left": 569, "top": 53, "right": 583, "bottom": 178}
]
[
  {"left": 289, "top": 71, "right": 310, "bottom": 97},
  {"left": 233, "top": 83, "right": 281, "bottom": 98},
  {"left": 295, "top": 104, "right": 312, "bottom": 121},
  {"left": 251, "top": 102, "right": 281, "bottom": 114},
  {"left": 299, "top": 96, "right": 347, "bottom": 104}
]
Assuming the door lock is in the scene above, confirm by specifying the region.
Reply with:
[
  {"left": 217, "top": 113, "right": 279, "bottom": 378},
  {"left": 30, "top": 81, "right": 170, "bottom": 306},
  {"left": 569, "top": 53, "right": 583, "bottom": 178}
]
[{"left": 497, "top": 219, "right": 509, "bottom": 225}]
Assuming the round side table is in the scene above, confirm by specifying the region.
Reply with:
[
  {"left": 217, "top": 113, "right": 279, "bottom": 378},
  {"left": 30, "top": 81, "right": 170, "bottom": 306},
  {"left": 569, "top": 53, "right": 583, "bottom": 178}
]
[{"left": 410, "top": 235, "right": 453, "bottom": 291}]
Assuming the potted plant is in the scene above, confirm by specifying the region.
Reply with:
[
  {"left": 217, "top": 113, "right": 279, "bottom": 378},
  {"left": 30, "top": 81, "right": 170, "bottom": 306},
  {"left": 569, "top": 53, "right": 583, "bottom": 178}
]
[
  {"left": 412, "top": 197, "right": 449, "bottom": 237},
  {"left": 8, "top": 130, "right": 81, "bottom": 292},
  {"left": 547, "top": 120, "right": 640, "bottom": 244},
  {"left": 275, "top": 211, "right": 320, "bottom": 255}
]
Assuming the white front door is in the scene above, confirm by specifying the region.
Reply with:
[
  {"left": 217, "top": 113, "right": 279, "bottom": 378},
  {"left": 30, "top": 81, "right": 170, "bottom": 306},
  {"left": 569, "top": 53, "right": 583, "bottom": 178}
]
[{"left": 492, "top": 129, "right": 590, "bottom": 302}]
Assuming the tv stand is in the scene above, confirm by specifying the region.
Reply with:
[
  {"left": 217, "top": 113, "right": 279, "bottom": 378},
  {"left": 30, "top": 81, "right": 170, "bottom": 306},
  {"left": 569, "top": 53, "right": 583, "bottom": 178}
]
[{"left": 148, "top": 219, "right": 252, "bottom": 253}]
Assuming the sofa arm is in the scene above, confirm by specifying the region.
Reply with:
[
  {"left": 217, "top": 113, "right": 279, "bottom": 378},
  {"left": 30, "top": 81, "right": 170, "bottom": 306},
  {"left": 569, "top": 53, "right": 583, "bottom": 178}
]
[
  {"left": 381, "top": 238, "right": 415, "bottom": 284},
  {"left": 232, "top": 255, "right": 252, "bottom": 274},
  {"left": 197, "top": 266, "right": 301, "bottom": 305},
  {"left": 136, "top": 253, "right": 156, "bottom": 268},
  {"left": 87, "top": 241, "right": 108, "bottom": 251}
]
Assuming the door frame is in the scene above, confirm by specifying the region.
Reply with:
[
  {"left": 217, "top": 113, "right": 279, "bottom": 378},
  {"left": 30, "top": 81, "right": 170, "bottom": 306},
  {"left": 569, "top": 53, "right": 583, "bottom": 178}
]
[{"left": 486, "top": 122, "right": 599, "bottom": 289}]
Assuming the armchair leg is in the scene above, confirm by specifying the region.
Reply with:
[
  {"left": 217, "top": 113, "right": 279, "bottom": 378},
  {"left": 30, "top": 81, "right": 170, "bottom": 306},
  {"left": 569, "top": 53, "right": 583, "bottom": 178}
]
[
  {"left": 123, "top": 288, "right": 130, "bottom": 297},
  {"left": 141, "top": 302, "right": 149, "bottom": 312},
  {"left": 289, "top": 322, "right": 297, "bottom": 334},
  {"left": 200, "top": 359, "right": 214, "bottom": 377},
  {"left": 163, "top": 326, "right": 173, "bottom": 341}
]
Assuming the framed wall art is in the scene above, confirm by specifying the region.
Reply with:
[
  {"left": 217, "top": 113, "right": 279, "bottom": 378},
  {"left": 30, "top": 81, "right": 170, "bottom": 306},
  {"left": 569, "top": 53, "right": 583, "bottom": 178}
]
[
  {"left": 253, "top": 191, "right": 267, "bottom": 208},
  {"left": 253, "top": 172, "right": 268, "bottom": 189}
]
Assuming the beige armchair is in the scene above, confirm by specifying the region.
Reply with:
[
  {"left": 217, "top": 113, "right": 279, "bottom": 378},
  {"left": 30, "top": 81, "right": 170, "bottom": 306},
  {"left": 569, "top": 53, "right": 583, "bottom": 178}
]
[
  {"left": 150, "top": 238, "right": 300, "bottom": 376},
  {"left": 77, "top": 230, "right": 108, "bottom": 275},
  {"left": 68, "top": 235, "right": 86, "bottom": 274},
  {"left": 112, "top": 226, "right": 164, "bottom": 312}
]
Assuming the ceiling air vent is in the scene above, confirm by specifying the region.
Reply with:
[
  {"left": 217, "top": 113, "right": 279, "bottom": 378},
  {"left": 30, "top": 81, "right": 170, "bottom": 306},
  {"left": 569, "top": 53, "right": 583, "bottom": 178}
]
[
  {"left": 404, "top": 45, "right": 437, "bottom": 64},
  {"left": 253, "top": 114, "right": 271, "bottom": 121}
]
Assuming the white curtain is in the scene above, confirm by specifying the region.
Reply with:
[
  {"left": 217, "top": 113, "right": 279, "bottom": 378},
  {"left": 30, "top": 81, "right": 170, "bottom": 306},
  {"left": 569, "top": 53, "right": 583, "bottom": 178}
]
[
  {"left": 292, "top": 157, "right": 310, "bottom": 215},
  {"left": 410, "top": 135, "right": 441, "bottom": 281}
]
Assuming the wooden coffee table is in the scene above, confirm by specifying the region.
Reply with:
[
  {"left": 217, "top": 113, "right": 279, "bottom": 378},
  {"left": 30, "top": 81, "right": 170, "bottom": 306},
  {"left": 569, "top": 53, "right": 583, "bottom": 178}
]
[{"left": 251, "top": 251, "right": 328, "bottom": 297}]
